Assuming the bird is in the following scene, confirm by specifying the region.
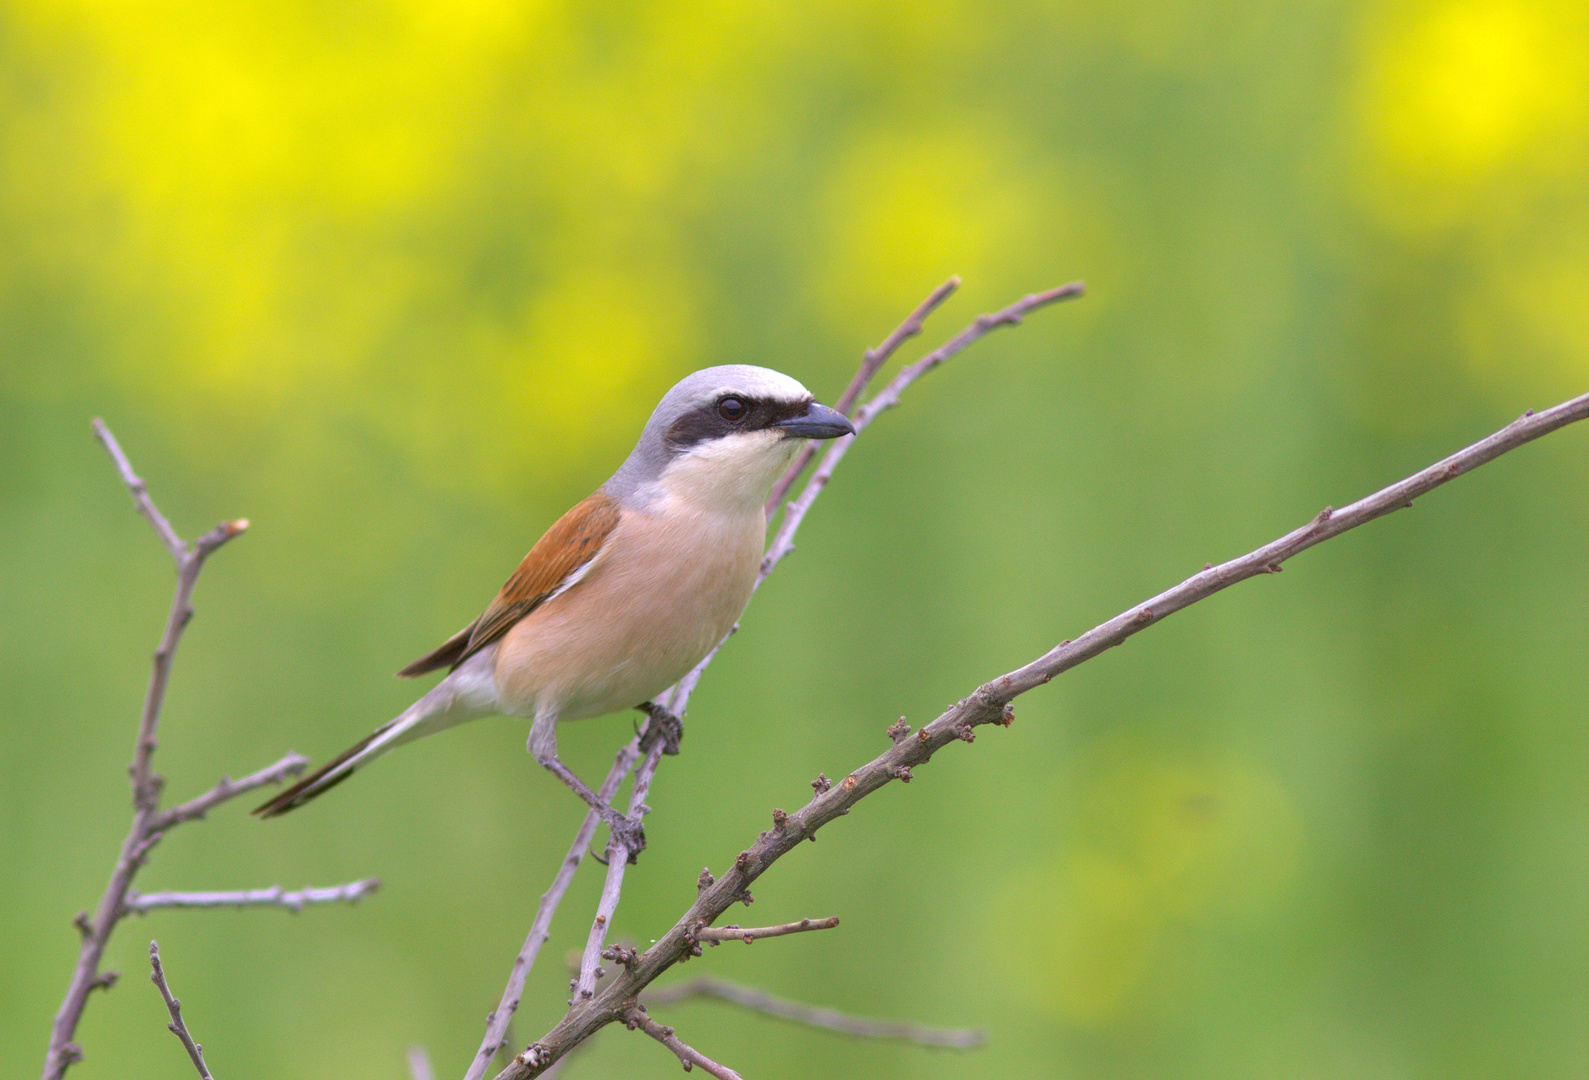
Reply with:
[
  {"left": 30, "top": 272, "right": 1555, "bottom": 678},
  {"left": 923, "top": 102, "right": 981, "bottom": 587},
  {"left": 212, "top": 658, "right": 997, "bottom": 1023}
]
[{"left": 253, "top": 365, "right": 855, "bottom": 855}]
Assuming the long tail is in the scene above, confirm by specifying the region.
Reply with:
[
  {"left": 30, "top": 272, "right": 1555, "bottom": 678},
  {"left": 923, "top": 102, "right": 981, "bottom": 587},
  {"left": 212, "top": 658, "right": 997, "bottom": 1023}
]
[
  {"left": 253, "top": 650, "right": 500, "bottom": 818},
  {"left": 252, "top": 713, "right": 415, "bottom": 817}
]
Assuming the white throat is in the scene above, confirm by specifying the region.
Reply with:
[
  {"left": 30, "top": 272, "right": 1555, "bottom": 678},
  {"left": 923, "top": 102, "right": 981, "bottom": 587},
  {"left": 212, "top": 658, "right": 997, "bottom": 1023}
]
[{"left": 655, "top": 430, "right": 802, "bottom": 513}]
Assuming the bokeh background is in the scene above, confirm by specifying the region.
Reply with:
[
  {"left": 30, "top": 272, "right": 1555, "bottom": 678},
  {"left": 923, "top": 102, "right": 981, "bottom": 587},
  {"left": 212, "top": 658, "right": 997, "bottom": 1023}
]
[{"left": 5, "top": 1, "right": 1589, "bottom": 1077}]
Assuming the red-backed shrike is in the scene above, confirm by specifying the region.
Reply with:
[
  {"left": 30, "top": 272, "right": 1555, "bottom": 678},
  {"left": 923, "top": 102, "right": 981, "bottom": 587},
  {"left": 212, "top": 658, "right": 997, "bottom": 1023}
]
[{"left": 255, "top": 366, "right": 854, "bottom": 853}]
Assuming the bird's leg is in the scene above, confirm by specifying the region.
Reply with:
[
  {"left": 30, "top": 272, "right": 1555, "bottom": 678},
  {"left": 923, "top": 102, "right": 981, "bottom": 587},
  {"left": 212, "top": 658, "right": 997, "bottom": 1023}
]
[
  {"left": 635, "top": 700, "right": 684, "bottom": 755},
  {"left": 529, "top": 710, "right": 645, "bottom": 861}
]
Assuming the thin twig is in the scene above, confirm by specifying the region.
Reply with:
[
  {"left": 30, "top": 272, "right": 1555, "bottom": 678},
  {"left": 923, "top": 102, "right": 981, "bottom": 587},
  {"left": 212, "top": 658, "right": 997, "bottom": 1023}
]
[
  {"left": 574, "top": 739, "right": 666, "bottom": 998},
  {"left": 153, "top": 754, "right": 310, "bottom": 832},
  {"left": 43, "top": 425, "right": 248, "bottom": 1080},
  {"left": 92, "top": 419, "right": 186, "bottom": 565},
  {"left": 148, "top": 941, "right": 215, "bottom": 1080},
  {"left": 464, "top": 738, "right": 645, "bottom": 1080},
  {"left": 125, "top": 879, "right": 380, "bottom": 915},
  {"left": 691, "top": 917, "right": 839, "bottom": 943},
  {"left": 764, "top": 277, "right": 961, "bottom": 516},
  {"left": 497, "top": 388, "right": 1589, "bottom": 1078},
  {"left": 623, "top": 1008, "right": 742, "bottom": 1080},
  {"left": 645, "top": 976, "right": 984, "bottom": 1048},
  {"left": 860, "top": 282, "right": 1084, "bottom": 419},
  {"left": 409, "top": 1046, "right": 437, "bottom": 1080}
]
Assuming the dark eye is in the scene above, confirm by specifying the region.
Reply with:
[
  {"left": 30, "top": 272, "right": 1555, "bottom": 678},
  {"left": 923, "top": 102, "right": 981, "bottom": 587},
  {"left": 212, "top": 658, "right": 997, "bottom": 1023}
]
[{"left": 717, "top": 397, "right": 747, "bottom": 422}]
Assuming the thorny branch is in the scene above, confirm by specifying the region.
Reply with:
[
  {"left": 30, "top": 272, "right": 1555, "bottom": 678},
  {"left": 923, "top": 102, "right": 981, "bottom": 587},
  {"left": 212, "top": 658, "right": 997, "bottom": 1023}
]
[
  {"left": 148, "top": 941, "right": 216, "bottom": 1080},
  {"left": 645, "top": 977, "right": 985, "bottom": 1049},
  {"left": 125, "top": 879, "right": 380, "bottom": 915},
  {"left": 497, "top": 387, "right": 1589, "bottom": 1077},
  {"left": 42, "top": 424, "right": 371, "bottom": 1080}
]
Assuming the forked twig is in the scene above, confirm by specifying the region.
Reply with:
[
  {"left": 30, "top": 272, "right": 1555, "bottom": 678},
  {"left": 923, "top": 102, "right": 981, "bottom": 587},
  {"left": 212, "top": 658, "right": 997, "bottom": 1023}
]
[
  {"left": 44, "top": 425, "right": 253, "bottom": 1080},
  {"left": 764, "top": 276, "right": 962, "bottom": 515},
  {"left": 763, "top": 281, "right": 1084, "bottom": 575},
  {"left": 573, "top": 739, "right": 666, "bottom": 997}
]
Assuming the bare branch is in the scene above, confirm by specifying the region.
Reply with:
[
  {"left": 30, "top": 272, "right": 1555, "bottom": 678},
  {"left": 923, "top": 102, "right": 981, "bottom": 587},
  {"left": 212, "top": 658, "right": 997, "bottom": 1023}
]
[
  {"left": 128, "top": 513, "right": 248, "bottom": 817},
  {"left": 497, "top": 387, "right": 1589, "bottom": 1078},
  {"left": 985, "top": 395, "right": 1589, "bottom": 701},
  {"left": 691, "top": 917, "right": 839, "bottom": 944},
  {"left": 574, "top": 738, "right": 666, "bottom": 998},
  {"left": 859, "top": 281, "right": 1084, "bottom": 422},
  {"left": 148, "top": 941, "right": 215, "bottom": 1080},
  {"left": 125, "top": 879, "right": 379, "bottom": 915},
  {"left": 43, "top": 424, "right": 250, "bottom": 1080},
  {"left": 91, "top": 419, "right": 185, "bottom": 565},
  {"left": 645, "top": 977, "right": 984, "bottom": 1049},
  {"left": 623, "top": 1008, "right": 742, "bottom": 1080},
  {"left": 153, "top": 754, "right": 310, "bottom": 832},
  {"left": 408, "top": 1046, "right": 437, "bottom": 1080},
  {"left": 464, "top": 738, "right": 645, "bottom": 1080},
  {"left": 764, "top": 276, "right": 961, "bottom": 515}
]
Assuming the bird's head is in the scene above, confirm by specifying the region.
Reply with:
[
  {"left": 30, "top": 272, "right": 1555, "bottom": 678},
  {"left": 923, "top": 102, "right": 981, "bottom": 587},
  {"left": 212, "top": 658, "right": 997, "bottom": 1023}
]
[{"left": 607, "top": 365, "right": 855, "bottom": 511}]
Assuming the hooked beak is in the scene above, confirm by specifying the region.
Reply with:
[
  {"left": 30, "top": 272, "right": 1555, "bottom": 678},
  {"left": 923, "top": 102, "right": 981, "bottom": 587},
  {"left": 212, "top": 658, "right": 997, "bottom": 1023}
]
[{"left": 775, "top": 401, "right": 856, "bottom": 440}]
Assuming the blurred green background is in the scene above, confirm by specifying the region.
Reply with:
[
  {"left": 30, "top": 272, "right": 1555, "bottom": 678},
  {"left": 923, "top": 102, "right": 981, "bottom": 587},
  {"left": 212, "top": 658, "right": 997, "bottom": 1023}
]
[{"left": 4, "top": 0, "right": 1589, "bottom": 1077}]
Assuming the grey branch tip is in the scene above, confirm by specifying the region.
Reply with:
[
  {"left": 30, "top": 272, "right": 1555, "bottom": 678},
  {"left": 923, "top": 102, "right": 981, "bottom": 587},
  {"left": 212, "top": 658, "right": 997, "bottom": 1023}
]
[{"left": 147, "top": 941, "right": 215, "bottom": 1080}]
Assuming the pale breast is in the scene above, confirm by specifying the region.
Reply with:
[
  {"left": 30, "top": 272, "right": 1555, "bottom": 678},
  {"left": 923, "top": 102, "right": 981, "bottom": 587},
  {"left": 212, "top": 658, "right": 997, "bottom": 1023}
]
[{"left": 493, "top": 500, "right": 763, "bottom": 720}]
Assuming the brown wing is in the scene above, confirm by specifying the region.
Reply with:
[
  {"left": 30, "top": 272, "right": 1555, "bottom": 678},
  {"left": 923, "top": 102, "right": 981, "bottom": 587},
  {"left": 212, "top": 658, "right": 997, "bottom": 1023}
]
[{"left": 396, "top": 490, "right": 621, "bottom": 678}]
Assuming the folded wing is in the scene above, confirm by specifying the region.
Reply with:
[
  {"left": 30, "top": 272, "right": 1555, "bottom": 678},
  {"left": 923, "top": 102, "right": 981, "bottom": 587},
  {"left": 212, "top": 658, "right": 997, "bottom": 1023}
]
[{"left": 397, "top": 490, "right": 621, "bottom": 678}]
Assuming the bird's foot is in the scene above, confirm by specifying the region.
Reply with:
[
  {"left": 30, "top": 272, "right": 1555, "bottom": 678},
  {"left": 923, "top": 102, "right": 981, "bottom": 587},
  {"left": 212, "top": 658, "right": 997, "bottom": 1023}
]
[
  {"left": 636, "top": 702, "right": 684, "bottom": 756},
  {"left": 603, "top": 809, "right": 646, "bottom": 863}
]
